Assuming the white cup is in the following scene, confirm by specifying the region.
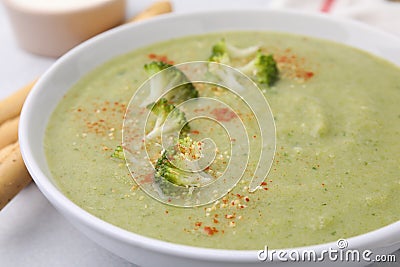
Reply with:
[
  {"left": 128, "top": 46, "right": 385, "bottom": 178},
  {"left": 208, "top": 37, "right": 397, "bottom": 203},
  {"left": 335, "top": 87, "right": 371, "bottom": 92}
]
[{"left": 3, "top": 0, "right": 126, "bottom": 57}]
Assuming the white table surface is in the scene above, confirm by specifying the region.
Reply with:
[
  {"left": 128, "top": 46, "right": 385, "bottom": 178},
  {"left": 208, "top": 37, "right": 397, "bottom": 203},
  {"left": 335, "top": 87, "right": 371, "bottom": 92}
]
[{"left": 0, "top": 1, "right": 399, "bottom": 266}]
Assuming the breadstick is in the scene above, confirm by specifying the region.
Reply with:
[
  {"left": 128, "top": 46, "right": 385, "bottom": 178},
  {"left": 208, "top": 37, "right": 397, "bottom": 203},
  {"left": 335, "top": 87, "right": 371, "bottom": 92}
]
[
  {"left": 0, "top": 116, "right": 19, "bottom": 150},
  {"left": 128, "top": 1, "right": 172, "bottom": 22},
  {"left": 0, "top": 142, "right": 31, "bottom": 210},
  {"left": 0, "top": 79, "right": 36, "bottom": 125},
  {"left": 0, "top": 142, "right": 16, "bottom": 162}
]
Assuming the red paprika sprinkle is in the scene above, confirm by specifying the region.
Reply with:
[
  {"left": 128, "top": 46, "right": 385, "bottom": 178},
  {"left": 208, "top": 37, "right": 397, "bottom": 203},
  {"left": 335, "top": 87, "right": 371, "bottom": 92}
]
[
  {"left": 211, "top": 108, "right": 237, "bottom": 122},
  {"left": 147, "top": 53, "right": 174, "bottom": 64},
  {"left": 204, "top": 226, "right": 218, "bottom": 236}
]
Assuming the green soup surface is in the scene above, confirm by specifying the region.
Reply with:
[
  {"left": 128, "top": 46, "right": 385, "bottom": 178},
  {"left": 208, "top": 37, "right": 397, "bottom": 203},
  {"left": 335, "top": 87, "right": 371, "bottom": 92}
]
[{"left": 45, "top": 32, "right": 400, "bottom": 250}]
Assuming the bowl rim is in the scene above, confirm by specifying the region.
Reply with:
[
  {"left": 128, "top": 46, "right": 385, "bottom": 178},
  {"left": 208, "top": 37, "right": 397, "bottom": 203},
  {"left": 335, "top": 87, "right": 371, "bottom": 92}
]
[{"left": 19, "top": 8, "right": 400, "bottom": 262}]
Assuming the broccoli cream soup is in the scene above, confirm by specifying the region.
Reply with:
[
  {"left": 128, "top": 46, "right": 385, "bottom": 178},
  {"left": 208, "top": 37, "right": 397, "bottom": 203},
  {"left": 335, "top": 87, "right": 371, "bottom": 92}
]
[{"left": 45, "top": 32, "right": 400, "bottom": 250}]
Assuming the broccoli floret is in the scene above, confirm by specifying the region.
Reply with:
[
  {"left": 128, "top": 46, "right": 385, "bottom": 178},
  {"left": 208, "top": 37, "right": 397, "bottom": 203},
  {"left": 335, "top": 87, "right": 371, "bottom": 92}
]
[
  {"left": 226, "top": 42, "right": 260, "bottom": 59},
  {"left": 239, "top": 53, "right": 279, "bottom": 86},
  {"left": 143, "top": 61, "right": 198, "bottom": 106},
  {"left": 146, "top": 98, "right": 190, "bottom": 140},
  {"left": 208, "top": 39, "right": 259, "bottom": 63},
  {"left": 154, "top": 151, "right": 185, "bottom": 187},
  {"left": 208, "top": 39, "right": 231, "bottom": 64},
  {"left": 111, "top": 145, "right": 124, "bottom": 160},
  {"left": 208, "top": 40, "right": 279, "bottom": 87},
  {"left": 144, "top": 60, "right": 171, "bottom": 75},
  {"left": 154, "top": 137, "right": 211, "bottom": 195}
]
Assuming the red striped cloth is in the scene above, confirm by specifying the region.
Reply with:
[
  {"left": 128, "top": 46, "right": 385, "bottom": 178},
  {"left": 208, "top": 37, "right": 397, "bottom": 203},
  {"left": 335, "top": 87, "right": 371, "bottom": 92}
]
[
  {"left": 269, "top": 0, "right": 400, "bottom": 36},
  {"left": 320, "top": 0, "right": 336, "bottom": 12}
]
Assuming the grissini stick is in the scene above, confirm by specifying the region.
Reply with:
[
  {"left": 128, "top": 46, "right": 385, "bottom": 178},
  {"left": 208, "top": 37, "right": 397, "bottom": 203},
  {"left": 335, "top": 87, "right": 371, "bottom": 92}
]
[
  {"left": 0, "top": 142, "right": 31, "bottom": 210},
  {"left": 0, "top": 79, "right": 36, "bottom": 125},
  {"left": 0, "top": 116, "right": 19, "bottom": 150},
  {"left": 128, "top": 1, "right": 172, "bottom": 22}
]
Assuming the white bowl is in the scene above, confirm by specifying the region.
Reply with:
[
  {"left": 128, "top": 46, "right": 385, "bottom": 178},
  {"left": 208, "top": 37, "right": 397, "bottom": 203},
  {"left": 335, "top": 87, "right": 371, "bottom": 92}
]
[{"left": 19, "top": 10, "right": 400, "bottom": 267}]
